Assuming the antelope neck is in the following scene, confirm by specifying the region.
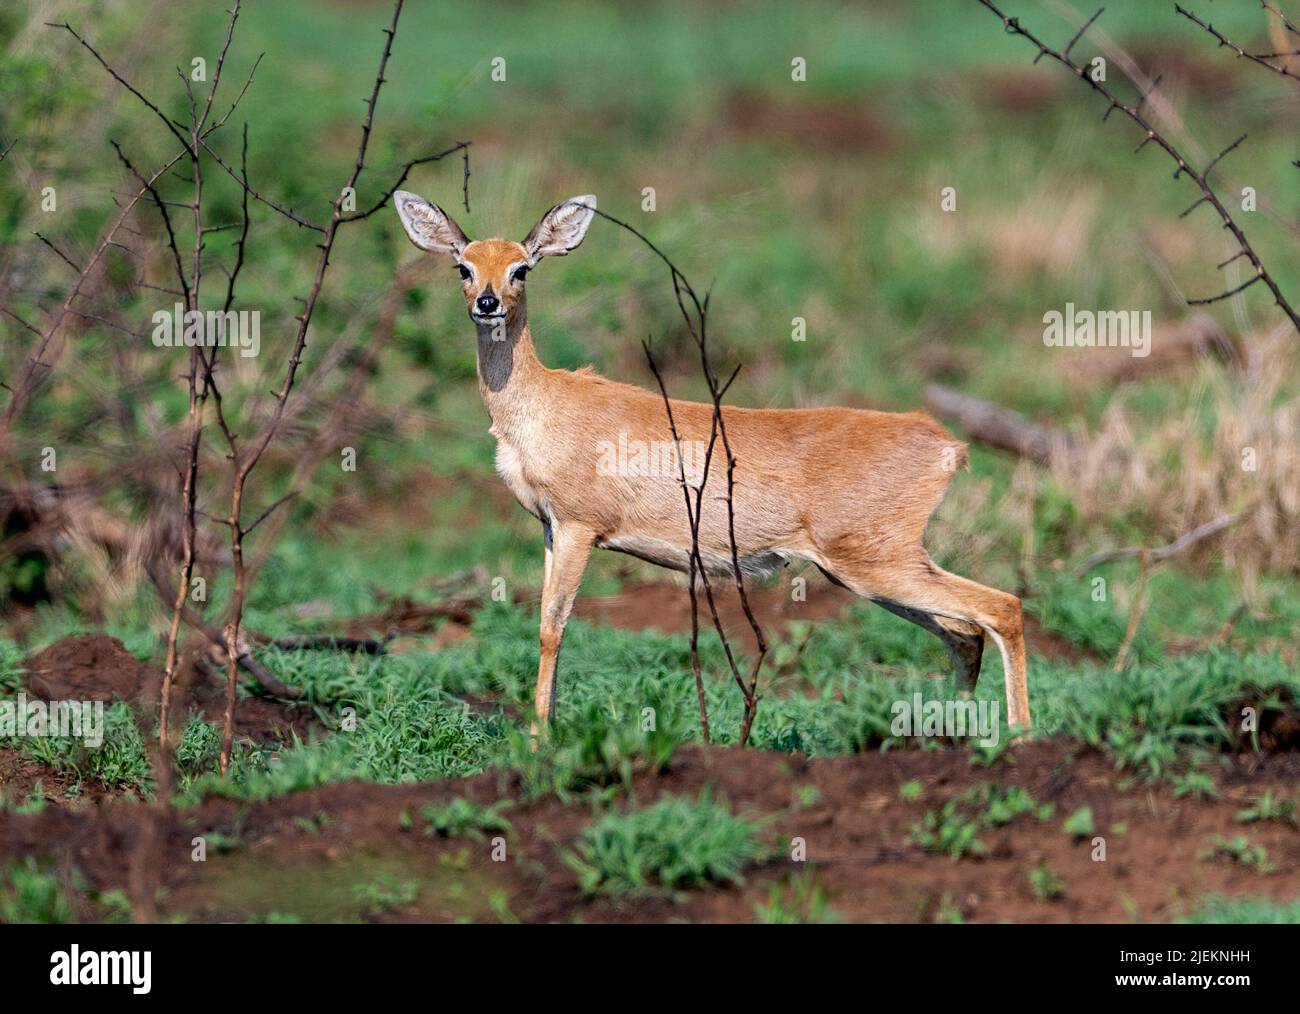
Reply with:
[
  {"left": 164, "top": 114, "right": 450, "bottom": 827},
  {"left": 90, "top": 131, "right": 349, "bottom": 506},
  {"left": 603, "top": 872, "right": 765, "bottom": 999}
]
[{"left": 475, "top": 313, "right": 547, "bottom": 437}]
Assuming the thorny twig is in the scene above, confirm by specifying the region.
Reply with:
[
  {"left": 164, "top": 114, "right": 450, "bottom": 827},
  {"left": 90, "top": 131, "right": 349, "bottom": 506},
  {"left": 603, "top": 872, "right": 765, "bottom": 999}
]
[
  {"left": 214, "top": 0, "right": 468, "bottom": 772},
  {"left": 1175, "top": 3, "right": 1300, "bottom": 84},
  {"left": 975, "top": 0, "right": 1300, "bottom": 334},
  {"left": 584, "top": 204, "right": 769, "bottom": 746},
  {"left": 35, "top": 0, "right": 470, "bottom": 774}
]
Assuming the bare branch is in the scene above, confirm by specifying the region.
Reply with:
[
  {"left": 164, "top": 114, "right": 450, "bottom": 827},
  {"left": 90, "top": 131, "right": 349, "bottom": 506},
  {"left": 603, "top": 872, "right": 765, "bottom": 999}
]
[
  {"left": 1262, "top": 1, "right": 1300, "bottom": 36},
  {"left": 1187, "top": 272, "right": 1262, "bottom": 305},
  {"left": 1071, "top": 512, "right": 1242, "bottom": 575},
  {"left": 1175, "top": 3, "right": 1300, "bottom": 83},
  {"left": 32, "top": 232, "right": 82, "bottom": 274},
  {"left": 341, "top": 141, "right": 472, "bottom": 222},
  {"left": 45, "top": 21, "right": 192, "bottom": 150},
  {"left": 0, "top": 147, "right": 187, "bottom": 450},
  {"left": 198, "top": 135, "right": 326, "bottom": 232},
  {"left": 590, "top": 203, "right": 768, "bottom": 745},
  {"left": 976, "top": 0, "right": 1300, "bottom": 334}
]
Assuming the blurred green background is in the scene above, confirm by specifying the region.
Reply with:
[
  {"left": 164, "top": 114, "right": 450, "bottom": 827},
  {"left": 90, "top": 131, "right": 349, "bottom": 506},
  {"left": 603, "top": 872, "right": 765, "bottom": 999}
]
[{"left": 1, "top": 0, "right": 1297, "bottom": 762}]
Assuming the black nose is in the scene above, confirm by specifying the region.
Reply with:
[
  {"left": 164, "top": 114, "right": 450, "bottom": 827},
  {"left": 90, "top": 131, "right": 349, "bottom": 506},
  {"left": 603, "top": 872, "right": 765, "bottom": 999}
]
[{"left": 476, "top": 294, "right": 500, "bottom": 315}]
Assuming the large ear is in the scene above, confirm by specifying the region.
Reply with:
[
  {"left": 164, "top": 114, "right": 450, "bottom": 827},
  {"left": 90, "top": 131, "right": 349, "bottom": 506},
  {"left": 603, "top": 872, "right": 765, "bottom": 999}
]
[
  {"left": 521, "top": 195, "right": 596, "bottom": 264},
  {"left": 393, "top": 190, "right": 469, "bottom": 257}
]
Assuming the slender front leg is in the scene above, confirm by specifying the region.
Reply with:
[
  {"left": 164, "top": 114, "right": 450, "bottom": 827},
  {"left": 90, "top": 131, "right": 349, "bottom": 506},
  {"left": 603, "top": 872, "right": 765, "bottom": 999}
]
[
  {"left": 532, "top": 521, "right": 595, "bottom": 740},
  {"left": 541, "top": 518, "right": 554, "bottom": 589}
]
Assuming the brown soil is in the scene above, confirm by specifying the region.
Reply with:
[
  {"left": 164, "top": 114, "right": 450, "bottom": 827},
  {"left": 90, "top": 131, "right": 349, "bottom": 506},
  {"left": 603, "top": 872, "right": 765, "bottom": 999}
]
[
  {"left": 1227, "top": 690, "right": 1300, "bottom": 754},
  {"left": 958, "top": 67, "right": 1065, "bottom": 114},
  {"left": 4, "top": 740, "right": 1299, "bottom": 924},
  {"left": 1126, "top": 43, "right": 1239, "bottom": 101},
  {"left": 722, "top": 91, "right": 898, "bottom": 153},
  {"left": 0, "top": 747, "right": 102, "bottom": 806},
  {"left": 18, "top": 634, "right": 315, "bottom": 745}
]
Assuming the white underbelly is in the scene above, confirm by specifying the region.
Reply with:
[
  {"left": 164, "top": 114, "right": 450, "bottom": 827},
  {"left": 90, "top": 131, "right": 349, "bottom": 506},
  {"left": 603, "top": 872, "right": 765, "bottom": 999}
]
[{"left": 597, "top": 533, "right": 791, "bottom": 579}]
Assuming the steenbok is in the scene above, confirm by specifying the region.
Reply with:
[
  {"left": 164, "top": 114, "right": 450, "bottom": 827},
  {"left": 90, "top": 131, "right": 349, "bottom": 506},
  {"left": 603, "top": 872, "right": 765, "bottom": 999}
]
[{"left": 394, "top": 191, "right": 1031, "bottom": 737}]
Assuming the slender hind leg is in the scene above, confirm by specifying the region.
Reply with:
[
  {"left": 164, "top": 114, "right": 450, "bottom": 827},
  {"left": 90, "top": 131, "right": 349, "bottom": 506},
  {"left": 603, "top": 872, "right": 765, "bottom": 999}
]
[
  {"left": 933, "top": 616, "right": 985, "bottom": 693},
  {"left": 875, "top": 600, "right": 985, "bottom": 693},
  {"left": 832, "top": 552, "right": 1031, "bottom": 731}
]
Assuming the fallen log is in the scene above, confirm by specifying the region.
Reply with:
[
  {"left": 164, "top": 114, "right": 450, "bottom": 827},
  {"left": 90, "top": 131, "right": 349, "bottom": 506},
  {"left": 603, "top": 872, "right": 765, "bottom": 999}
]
[
  {"left": 1071, "top": 512, "right": 1242, "bottom": 577},
  {"left": 923, "top": 384, "right": 1070, "bottom": 465},
  {"left": 255, "top": 632, "right": 395, "bottom": 655},
  {"left": 144, "top": 559, "right": 303, "bottom": 700}
]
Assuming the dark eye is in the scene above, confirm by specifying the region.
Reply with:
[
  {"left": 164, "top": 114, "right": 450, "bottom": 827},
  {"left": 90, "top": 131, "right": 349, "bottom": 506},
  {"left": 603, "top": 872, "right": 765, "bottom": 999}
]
[
  {"left": 457, "top": 265, "right": 471, "bottom": 281},
  {"left": 512, "top": 266, "right": 528, "bottom": 284}
]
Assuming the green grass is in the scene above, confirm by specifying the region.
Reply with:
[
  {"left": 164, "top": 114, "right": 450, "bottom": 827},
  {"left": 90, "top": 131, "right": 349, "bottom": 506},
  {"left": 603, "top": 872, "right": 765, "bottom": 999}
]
[
  {"left": 1028, "top": 861, "right": 1066, "bottom": 902},
  {"left": 754, "top": 872, "right": 841, "bottom": 924},
  {"left": 7, "top": 598, "right": 1297, "bottom": 805},
  {"left": 0, "top": 858, "right": 74, "bottom": 924},
  {"left": 2, "top": 0, "right": 1298, "bottom": 922},
  {"left": 566, "top": 791, "right": 765, "bottom": 896},
  {"left": 1235, "top": 791, "right": 1297, "bottom": 827},
  {"left": 912, "top": 783, "right": 1053, "bottom": 860},
  {"left": 1199, "top": 835, "right": 1276, "bottom": 876},
  {"left": 418, "top": 797, "right": 513, "bottom": 840},
  {"left": 1181, "top": 897, "right": 1300, "bottom": 925}
]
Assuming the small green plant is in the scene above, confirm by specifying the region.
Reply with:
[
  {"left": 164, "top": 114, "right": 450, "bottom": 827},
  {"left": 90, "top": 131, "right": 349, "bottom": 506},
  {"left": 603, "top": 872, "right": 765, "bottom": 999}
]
[
  {"left": 754, "top": 872, "right": 840, "bottom": 924},
  {"left": 912, "top": 783, "right": 1052, "bottom": 860},
  {"left": 1181, "top": 896, "right": 1300, "bottom": 924},
  {"left": 1172, "top": 770, "right": 1220, "bottom": 800},
  {"left": 2, "top": 783, "right": 48, "bottom": 815},
  {"left": 912, "top": 801, "right": 986, "bottom": 860},
  {"left": 932, "top": 892, "right": 965, "bottom": 924},
  {"left": 1199, "top": 835, "right": 1275, "bottom": 874},
  {"left": 420, "top": 797, "right": 512, "bottom": 839},
  {"left": 495, "top": 698, "right": 684, "bottom": 801},
  {"left": 1235, "top": 791, "right": 1296, "bottom": 826},
  {"left": 488, "top": 889, "right": 520, "bottom": 924},
  {"left": 969, "top": 736, "right": 1016, "bottom": 769},
  {"left": 0, "top": 858, "right": 74, "bottom": 924},
  {"left": 898, "top": 779, "right": 923, "bottom": 802},
  {"left": 566, "top": 791, "right": 763, "bottom": 896},
  {"left": 1028, "top": 861, "right": 1066, "bottom": 901},
  {"left": 352, "top": 875, "right": 420, "bottom": 916},
  {"left": 291, "top": 812, "right": 335, "bottom": 836},
  {"left": 94, "top": 888, "right": 133, "bottom": 924},
  {"left": 979, "top": 784, "right": 1052, "bottom": 826},
  {"left": 202, "top": 831, "right": 242, "bottom": 855},
  {"left": 1062, "top": 806, "right": 1095, "bottom": 839}
]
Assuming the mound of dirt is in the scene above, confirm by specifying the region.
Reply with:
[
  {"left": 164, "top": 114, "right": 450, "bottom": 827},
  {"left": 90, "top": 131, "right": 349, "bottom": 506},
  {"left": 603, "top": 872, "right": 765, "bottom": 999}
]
[
  {"left": 19, "top": 634, "right": 315, "bottom": 745},
  {"left": 1227, "top": 691, "right": 1300, "bottom": 753},
  {"left": 23, "top": 634, "right": 157, "bottom": 704}
]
